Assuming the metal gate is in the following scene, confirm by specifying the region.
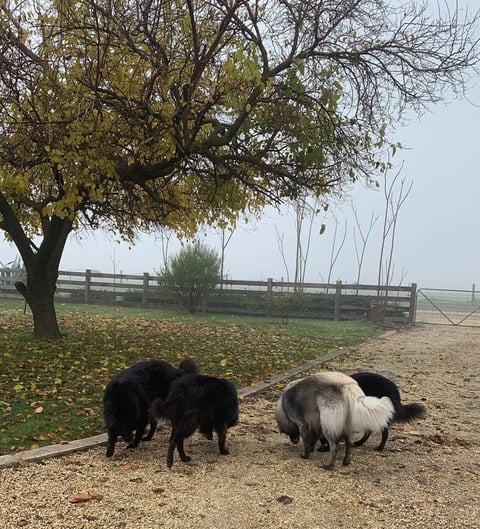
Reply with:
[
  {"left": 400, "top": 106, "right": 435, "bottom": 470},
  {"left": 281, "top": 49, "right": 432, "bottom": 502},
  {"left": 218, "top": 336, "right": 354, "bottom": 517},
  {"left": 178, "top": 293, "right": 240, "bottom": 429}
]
[{"left": 416, "top": 288, "right": 480, "bottom": 326}]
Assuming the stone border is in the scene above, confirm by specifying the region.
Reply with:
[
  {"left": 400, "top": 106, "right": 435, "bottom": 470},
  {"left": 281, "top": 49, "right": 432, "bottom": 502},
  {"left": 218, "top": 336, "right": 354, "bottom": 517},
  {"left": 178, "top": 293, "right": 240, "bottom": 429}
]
[{"left": 0, "top": 331, "right": 397, "bottom": 469}]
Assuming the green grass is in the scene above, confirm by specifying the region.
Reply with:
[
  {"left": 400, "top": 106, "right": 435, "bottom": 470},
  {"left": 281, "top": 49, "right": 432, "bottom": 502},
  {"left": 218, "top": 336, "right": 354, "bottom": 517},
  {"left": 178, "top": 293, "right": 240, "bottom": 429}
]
[{"left": 0, "top": 298, "right": 380, "bottom": 455}]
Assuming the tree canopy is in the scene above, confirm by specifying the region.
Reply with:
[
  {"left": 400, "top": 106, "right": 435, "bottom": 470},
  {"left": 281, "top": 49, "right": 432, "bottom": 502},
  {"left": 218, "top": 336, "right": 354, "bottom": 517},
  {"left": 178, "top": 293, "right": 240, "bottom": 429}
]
[{"left": 0, "top": 0, "right": 478, "bottom": 337}]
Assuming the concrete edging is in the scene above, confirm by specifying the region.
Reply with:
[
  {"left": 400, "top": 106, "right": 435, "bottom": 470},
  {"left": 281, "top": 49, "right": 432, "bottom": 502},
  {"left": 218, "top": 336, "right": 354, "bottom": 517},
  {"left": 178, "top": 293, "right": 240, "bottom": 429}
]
[{"left": 0, "top": 330, "right": 398, "bottom": 469}]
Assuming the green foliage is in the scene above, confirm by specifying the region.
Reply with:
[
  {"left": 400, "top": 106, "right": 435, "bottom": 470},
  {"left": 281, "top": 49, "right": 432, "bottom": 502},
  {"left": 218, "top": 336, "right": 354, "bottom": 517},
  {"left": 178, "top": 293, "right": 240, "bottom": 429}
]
[
  {"left": 159, "top": 243, "right": 221, "bottom": 313},
  {"left": 0, "top": 299, "right": 378, "bottom": 454}
]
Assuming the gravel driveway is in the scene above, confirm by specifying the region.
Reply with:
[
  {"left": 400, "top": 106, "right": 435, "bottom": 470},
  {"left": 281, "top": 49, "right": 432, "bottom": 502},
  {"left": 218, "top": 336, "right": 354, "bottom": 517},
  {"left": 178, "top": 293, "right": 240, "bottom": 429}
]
[{"left": 1, "top": 324, "right": 479, "bottom": 529}]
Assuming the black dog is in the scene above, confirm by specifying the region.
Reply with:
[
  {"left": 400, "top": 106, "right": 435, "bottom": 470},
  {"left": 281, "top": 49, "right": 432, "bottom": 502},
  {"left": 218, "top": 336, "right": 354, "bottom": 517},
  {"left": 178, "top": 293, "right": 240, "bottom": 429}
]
[
  {"left": 150, "top": 374, "right": 239, "bottom": 468},
  {"left": 350, "top": 371, "right": 426, "bottom": 450},
  {"left": 103, "top": 358, "right": 197, "bottom": 457}
]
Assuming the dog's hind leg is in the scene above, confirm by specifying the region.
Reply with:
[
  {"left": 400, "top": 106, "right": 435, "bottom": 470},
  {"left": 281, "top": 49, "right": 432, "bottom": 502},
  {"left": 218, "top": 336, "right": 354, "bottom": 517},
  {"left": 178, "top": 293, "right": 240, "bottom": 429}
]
[
  {"left": 322, "top": 437, "right": 338, "bottom": 470},
  {"left": 166, "top": 431, "right": 191, "bottom": 467},
  {"left": 176, "top": 438, "right": 192, "bottom": 463},
  {"left": 375, "top": 427, "right": 389, "bottom": 451},
  {"left": 128, "top": 419, "right": 148, "bottom": 449},
  {"left": 166, "top": 415, "right": 198, "bottom": 467},
  {"left": 342, "top": 435, "right": 352, "bottom": 466},
  {"left": 142, "top": 419, "right": 158, "bottom": 441},
  {"left": 217, "top": 429, "right": 228, "bottom": 455},
  {"left": 217, "top": 425, "right": 229, "bottom": 455},
  {"left": 106, "top": 432, "right": 118, "bottom": 458},
  {"left": 166, "top": 437, "right": 176, "bottom": 468},
  {"left": 299, "top": 424, "right": 316, "bottom": 459},
  {"left": 353, "top": 430, "right": 371, "bottom": 448},
  {"left": 317, "top": 432, "right": 329, "bottom": 452}
]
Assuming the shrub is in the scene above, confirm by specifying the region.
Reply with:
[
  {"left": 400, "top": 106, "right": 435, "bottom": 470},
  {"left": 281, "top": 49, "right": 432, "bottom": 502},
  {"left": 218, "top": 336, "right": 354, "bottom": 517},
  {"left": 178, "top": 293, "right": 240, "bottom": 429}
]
[
  {"left": 267, "top": 290, "right": 307, "bottom": 324},
  {"left": 158, "top": 242, "right": 221, "bottom": 313}
]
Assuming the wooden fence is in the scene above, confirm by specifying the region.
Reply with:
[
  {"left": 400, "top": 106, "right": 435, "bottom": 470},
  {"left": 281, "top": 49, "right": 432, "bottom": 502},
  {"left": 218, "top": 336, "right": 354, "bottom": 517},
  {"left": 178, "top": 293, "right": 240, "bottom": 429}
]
[{"left": 0, "top": 268, "right": 417, "bottom": 324}]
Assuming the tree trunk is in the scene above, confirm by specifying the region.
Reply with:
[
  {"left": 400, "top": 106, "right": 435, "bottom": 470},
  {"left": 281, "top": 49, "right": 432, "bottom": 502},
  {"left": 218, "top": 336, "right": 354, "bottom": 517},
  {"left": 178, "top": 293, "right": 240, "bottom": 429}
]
[{"left": 15, "top": 267, "right": 62, "bottom": 339}]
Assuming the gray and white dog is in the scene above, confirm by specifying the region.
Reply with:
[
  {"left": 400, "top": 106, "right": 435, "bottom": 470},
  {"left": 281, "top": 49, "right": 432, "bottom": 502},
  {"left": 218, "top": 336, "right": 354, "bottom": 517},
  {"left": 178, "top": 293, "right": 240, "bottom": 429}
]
[{"left": 275, "top": 371, "right": 394, "bottom": 470}]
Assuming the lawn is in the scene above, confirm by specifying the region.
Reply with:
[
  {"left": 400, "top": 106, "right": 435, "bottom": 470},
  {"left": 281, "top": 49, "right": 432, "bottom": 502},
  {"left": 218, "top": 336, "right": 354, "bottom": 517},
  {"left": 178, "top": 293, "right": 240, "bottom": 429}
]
[{"left": 0, "top": 298, "right": 380, "bottom": 454}]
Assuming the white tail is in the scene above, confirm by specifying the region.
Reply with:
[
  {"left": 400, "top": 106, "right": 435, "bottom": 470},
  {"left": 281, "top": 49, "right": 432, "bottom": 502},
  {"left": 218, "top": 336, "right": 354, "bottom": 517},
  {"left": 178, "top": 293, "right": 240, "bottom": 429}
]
[{"left": 346, "top": 383, "right": 395, "bottom": 434}]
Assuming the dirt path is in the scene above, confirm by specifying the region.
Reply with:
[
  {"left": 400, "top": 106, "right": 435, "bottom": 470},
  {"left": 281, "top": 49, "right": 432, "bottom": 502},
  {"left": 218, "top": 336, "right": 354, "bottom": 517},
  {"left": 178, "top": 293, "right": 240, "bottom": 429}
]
[{"left": 1, "top": 324, "right": 479, "bottom": 529}]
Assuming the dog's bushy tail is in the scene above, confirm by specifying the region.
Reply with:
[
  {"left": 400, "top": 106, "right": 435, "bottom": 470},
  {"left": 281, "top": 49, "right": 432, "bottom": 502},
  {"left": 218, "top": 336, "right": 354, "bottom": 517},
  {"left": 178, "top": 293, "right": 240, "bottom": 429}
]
[
  {"left": 394, "top": 402, "right": 426, "bottom": 423},
  {"left": 179, "top": 357, "right": 198, "bottom": 375},
  {"left": 344, "top": 383, "right": 395, "bottom": 434}
]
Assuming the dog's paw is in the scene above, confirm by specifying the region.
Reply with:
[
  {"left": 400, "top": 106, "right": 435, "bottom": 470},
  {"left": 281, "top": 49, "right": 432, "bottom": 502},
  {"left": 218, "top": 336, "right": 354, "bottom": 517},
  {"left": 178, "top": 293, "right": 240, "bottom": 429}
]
[
  {"left": 322, "top": 463, "right": 335, "bottom": 471},
  {"left": 220, "top": 448, "right": 229, "bottom": 455},
  {"left": 180, "top": 455, "right": 192, "bottom": 463}
]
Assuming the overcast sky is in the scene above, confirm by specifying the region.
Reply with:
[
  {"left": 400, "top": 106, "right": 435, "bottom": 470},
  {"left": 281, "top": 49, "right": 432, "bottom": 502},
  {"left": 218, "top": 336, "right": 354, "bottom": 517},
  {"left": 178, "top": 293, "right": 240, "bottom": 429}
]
[{"left": 1, "top": 1, "right": 479, "bottom": 291}]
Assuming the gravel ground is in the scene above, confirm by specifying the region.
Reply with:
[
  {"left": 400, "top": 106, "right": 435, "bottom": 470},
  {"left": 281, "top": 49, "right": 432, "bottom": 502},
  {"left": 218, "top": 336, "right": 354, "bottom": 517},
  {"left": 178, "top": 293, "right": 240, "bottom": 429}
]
[{"left": 1, "top": 324, "right": 479, "bottom": 529}]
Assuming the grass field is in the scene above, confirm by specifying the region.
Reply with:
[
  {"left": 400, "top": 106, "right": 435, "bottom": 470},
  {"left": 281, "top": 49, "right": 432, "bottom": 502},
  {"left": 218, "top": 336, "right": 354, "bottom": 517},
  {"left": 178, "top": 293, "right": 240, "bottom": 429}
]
[{"left": 0, "top": 298, "right": 380, "bottom": 455}]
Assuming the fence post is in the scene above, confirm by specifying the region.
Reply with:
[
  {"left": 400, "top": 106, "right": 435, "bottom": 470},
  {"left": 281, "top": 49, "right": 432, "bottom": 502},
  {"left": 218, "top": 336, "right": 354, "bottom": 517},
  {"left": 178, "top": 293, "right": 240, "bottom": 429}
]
[
  {"left": 142, "top": 273, "right": 150, "bottom": 306},
  {"left": 85, "top": 269, "right": 91, "bottom": 304},
  {"left": 334, "top": 280, "right": 342, "bottom": 321},
  {"left": 408, "top": 283, "right": 417, "bottom": 324},
  {"left": 472, "top": 284, "right": 476, "bottom": 303},
  {"left": 267, "top": 278, "right": 273, "bottom": 297}
]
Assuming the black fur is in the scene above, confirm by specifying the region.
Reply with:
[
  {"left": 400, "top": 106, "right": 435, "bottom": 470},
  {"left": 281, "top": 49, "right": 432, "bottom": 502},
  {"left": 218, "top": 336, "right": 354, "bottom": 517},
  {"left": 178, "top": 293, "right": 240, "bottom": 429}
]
[
  {"left": 103, "top": 358, "right": 197, "bottom": 457},
  {"left": 350, "top": 371, "right": 426, "bottom": 450},
  {"left": 150, "top": 374, "right": 239, "bottom": 468}
]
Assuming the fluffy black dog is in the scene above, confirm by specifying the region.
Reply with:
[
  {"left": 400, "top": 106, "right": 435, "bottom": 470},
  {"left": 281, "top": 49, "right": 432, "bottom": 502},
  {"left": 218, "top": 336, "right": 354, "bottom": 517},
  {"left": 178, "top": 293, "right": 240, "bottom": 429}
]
[
  {"left": 103, "top": 358, "right": 197, "bottom": 457},
  {"left": 350, "top": 371, "right": 426, "bottom": 450},
  {"left": 150, "top": 374, "right": 239, "bottom": 468}
]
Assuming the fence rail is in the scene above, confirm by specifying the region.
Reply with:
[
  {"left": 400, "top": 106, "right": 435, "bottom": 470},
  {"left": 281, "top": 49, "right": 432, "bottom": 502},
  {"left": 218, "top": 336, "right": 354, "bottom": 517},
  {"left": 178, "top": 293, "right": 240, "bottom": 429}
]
[{"left": 0, "top": 268, "right": 416, "bottom": 324}]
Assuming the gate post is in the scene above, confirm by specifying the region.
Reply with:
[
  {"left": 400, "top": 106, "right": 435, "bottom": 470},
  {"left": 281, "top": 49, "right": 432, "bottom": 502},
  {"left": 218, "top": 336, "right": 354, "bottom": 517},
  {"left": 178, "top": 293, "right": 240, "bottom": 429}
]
[{"left": 408, "top": 283, "right": 417, "bottom": 324}]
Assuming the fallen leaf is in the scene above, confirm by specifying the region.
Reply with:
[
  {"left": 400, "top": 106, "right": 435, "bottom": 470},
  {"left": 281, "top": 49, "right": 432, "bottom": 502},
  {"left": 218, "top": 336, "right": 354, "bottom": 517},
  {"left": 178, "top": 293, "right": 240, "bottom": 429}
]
[
  {"left": 129, "top": 477, "right": 143, "bottom": 483},
  {"left": 123, "top": 463, "right": 139, "bottom": 471},
  {"left": 70, "top": 492, "right": 93, "bottom": 504},
  {"left": 34, "top": 407, "right": 44, "bottom": 414}
]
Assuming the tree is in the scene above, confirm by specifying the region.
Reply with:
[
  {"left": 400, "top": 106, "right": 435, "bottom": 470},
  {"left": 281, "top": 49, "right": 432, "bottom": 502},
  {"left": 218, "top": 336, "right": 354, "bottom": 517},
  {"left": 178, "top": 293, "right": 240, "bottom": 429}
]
[
  {"left": 351, "top": 203, "right": 379, "bottom": 292},
  {"left": 373, "top": 162, "right": 412, "bottom": 322},
  {"left": 218, "top": 224, "right": 235, "bottom": 284},
  {"left": 275, "top": 194, "right": 325, "bottom": 284},
  {"left": 0, "top": 0, "right": 478, "bottom": 337},
  {"left": 159, "top": 242, "right": 221, "bottom": 313},
  {"left": 324, "top": 214, "right": 348, "bottom": 288},
  {"left": 377, "top": 163, "right": 413, "bottom": 289}
]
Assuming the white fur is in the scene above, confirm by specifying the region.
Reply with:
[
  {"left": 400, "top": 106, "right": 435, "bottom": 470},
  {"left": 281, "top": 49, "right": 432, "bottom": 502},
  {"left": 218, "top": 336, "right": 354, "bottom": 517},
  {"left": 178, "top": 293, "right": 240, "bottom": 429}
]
[
  {"left": 313, "top": 372, "right": 394, "bottom": 439},
  {"left": 276, "top": 371, "right": 395, "bottom": 468}
]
